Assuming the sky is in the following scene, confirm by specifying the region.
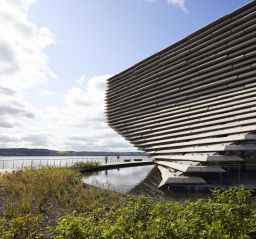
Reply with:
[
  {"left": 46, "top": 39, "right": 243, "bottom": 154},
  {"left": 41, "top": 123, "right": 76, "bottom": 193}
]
[{"left": 0, "top": 0, "right": 251, "bottom": 151}]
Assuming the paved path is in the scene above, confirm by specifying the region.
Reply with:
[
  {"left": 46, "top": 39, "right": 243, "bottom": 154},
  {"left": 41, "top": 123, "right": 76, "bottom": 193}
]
[{"left": 77, "top": 159, "right": 154, "bottom": 172}]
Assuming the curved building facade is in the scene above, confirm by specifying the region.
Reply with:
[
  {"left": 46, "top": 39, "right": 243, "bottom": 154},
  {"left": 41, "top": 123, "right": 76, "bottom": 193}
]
[{"left": 106, "top": 1, "right": 256, "bottom": 189}]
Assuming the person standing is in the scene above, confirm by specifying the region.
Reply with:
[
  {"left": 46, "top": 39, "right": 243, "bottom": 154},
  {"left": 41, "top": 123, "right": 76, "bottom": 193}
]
[
  {"left": 105, "top": 155, "right": 108, "bottom": 164},
  {"left": 116, "top": 153, "right": 120, "bottom": 161}
]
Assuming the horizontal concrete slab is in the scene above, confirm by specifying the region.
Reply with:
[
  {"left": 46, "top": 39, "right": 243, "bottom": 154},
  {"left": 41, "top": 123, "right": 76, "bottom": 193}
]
[
  {"left": 158, "top": 166, "right": 207, "bottom": 187},
  {"left": 153, "top": 154, "right": 244, "bottom": 162},
  {"left": 155, "top": 160, "right": 225, "bottom": 173}
]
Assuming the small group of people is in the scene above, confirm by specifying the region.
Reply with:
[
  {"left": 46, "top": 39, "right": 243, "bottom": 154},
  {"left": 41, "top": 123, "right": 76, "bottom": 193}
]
[{"left": 104, "top": 153, "right": 120, "bottom": 164}]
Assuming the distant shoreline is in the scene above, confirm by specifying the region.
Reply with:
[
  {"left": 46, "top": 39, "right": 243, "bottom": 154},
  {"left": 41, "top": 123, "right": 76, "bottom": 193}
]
[{"left": 0, "top": 148, "right": 145, "bottom": 157}]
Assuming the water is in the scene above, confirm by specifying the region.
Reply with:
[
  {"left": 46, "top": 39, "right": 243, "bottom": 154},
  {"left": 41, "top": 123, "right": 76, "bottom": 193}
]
[
  {"left": 83, "top": 164, "right": 256, "bottom": 201},
  {"left": 83, "top": 165, "right": 155, "bottom": 193},
  {"left": 83, "top": 165, "right": 210, "bottom": 201},
  {"left": 0, "top": 155, "right": 150, "bottom": 171},
  {"left": 0, "top": 156, "right": 208, "bottom": 200}
]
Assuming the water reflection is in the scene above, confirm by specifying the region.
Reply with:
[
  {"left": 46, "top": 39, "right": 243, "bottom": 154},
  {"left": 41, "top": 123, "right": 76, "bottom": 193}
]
[
  {"left": 83, "top": 165, "right": 210, "bottom": 201},
  {"left": 83, "top": 165, "right": 155, "bottom": 193}
]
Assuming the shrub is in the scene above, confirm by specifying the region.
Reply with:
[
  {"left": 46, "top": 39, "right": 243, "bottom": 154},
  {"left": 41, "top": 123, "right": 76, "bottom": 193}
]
[
  {"left": 72, "top": 161, "right": 99, "bottom": 168},
  {"left": 53, "top": 212, "right": 88, "bottom": 239},
  {"left": 0, "top": 167, "right": 116, "bottom": 218},
  {"left": 1, "top": 167, "right": 256, "bottom": 239},
  {"left": 0, "top": 218, "right": 10, "bottom": 239},
  {"left": 52, "top": 187, "right": 256, "bottom": 239},
  {"left": 0, "top": 214, "right": 42, "bottom": 239}
]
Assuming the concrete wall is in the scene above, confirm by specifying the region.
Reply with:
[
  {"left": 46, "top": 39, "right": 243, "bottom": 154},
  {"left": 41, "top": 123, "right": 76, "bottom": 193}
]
[{"left": 106, "top": 1, "right": 256, "bottom": 187}]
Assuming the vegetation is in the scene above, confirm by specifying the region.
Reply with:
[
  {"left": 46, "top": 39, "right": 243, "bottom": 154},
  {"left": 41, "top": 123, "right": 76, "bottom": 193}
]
[
  {"left": 72, "top": 161, "right": 99, "bottom": 168},
  {"left": 0, "top": 167, "right": 256, "bottom": 238},
  {"left": 0, "top": 167, "right": 118, "bottom": 238},
  {"left": 52, "top": 188, "right": 256, "bottom": 239}
]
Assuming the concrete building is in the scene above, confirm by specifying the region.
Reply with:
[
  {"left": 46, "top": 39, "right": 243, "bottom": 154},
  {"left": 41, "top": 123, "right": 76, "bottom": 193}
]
[{"left": 106, "top": 1, "right": 256, "bottom": 190}]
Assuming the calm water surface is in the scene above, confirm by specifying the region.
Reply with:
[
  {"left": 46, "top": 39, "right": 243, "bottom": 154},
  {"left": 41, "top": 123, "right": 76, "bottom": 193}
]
[
  {"left": 83, "top": 165, "right": 155, "bottom": 193},
  {"left": 0, "top": 156, "right": 150, "bottom": 171},
  {"left": 0, "top": 157, "right": 208, "bottom": 200},
  {"left": 83, "top": 165, "right": 209, "bottom": 201}
]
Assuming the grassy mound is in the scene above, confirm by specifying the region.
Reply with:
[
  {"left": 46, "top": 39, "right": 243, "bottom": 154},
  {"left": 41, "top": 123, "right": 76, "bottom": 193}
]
[
  {"left": 0, "top": 167, "right": 256, "bottom": 238},
  {"left": 0, "top": 167, "right": 118, "bottom": 238}
]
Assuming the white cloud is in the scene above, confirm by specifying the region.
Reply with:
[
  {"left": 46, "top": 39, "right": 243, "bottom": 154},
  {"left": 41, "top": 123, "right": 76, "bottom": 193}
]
[
  {"left": 0, "top": 0, "right": 56, "bottom": 90},
  {"left": 0, "top": 0, "right": 57, "bottom": 149},
  {"left": 143, "top": 0, "right": 188, "bottom": 13},
  {"left": 0, "top": 0, "right": 137, "bottom": 152},
  {"left": 76, "top": 74, "right": 86, "bottom": 86},
  {"left": 0, "top": 75, "right": 137, "bottom": 151},
  {"left": 8, "top": 0, "right": 37, "bottom": 12},
  {"left": 38, "top": 74, "right": 136, "bottom": 151},
  {"left": 39, "top": 90, "right": 57, "bottom": 97},
  {"left": 167, "top": 0, "right": 187, "bottom": 13}
]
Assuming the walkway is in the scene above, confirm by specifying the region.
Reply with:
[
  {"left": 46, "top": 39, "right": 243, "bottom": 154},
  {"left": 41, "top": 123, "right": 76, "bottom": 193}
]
[
  {"left": 77, "top": 159, "right": 154, "bottom": 173},
  {"left": 0, "top": 156, "right": 153, "bottom": 173}
]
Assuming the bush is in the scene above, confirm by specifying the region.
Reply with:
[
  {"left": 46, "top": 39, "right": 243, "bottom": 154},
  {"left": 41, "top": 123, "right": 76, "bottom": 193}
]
[
  {"left": 1, "top": 167, "right": 256, "bottom": 239},
  {"left": 0, "top": 218, "right": 10, "bottom": 239},
  {"left": 53, "top": 187, "right": 256, "bottom": 239},
  {"left": 72, "top": 161, "right": 99, "bottom": 168},
  {"left": 53, "top": 212, "right": 88, "bottom": 239},
  {"left": 0, "top": 214, "right": 42, "bottom": 239},
  {"left": 0, "top": 167, "right": 116, "bottom": 218}
]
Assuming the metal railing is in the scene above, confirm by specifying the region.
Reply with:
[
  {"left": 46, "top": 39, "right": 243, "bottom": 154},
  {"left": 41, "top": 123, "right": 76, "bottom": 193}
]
[{"left": 0, "top": 156, "right": 152, "bottom": 172}]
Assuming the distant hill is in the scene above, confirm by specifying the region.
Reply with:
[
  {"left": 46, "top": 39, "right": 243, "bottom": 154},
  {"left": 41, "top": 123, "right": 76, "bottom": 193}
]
[{"left": 0, "top": 148, "right": 145, "bottom": 156}]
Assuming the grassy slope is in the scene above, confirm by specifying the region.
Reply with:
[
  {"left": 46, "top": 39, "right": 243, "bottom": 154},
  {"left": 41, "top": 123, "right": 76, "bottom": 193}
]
[
  {"left": 0, "top": 167, "right": 118, "bottom": 238},
  {"left": 0, "top": 167, "right": 255, "bottom": 239}
]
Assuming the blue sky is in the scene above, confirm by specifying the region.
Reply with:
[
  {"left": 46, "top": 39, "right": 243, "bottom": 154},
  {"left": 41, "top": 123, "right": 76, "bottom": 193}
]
[{"left": 0, "top": 0, "right": 251, "bottom": 151}]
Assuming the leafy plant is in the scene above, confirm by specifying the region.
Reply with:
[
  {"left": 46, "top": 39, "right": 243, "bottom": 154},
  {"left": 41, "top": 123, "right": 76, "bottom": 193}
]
[
  {"left": 1, "top": 168, "right": 256, "bottom": 239},
  {"left": 0, "top": 167, "right": 115, "bottom": 218},
  {"left": 53, "top": 212, "right": 88, "bottom": 239},
  {"left": 0, "top": 214, "right": 42, "bottom": 239},
  {"left": 53, "top": 187, "right": 256, "bottom": 239},
  {"left": 72, "top": 161, "right": 99, "bottom": 168}
]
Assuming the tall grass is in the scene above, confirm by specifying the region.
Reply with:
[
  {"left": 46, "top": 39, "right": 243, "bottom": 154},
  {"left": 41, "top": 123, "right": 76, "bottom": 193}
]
[
  {"left": 72, "top": 161, "right": 99, "bottom": 168},
  {"left": 1, "top": 168, "right": 256, "bottom": 238},
  {"left": 0, "top": 167, "right": 118, "bottom": 218}
]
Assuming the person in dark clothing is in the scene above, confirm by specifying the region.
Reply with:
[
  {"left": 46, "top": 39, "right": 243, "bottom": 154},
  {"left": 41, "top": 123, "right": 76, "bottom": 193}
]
[{"left": 105, "top": 155, "right": 108, "bottom": 164}]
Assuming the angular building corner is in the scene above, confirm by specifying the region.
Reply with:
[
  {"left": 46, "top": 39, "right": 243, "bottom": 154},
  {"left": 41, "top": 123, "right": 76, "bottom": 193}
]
[{"left": 106, "top": 1, "right": 256, "bottom": 190}]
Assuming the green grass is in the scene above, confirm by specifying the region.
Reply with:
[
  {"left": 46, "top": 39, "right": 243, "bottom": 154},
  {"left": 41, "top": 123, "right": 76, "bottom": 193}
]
[
  {"left": 52, "top": 187, "right": 256, "bottom": 239},
  {"left": 0, "top": 167, "right": 117, "bottom": 216},
  {"left": 72, "top": 161, "right": 99, "bottom": 168},
  {"left": 0, "top": 167, "right": 256, "bottom": 238}
]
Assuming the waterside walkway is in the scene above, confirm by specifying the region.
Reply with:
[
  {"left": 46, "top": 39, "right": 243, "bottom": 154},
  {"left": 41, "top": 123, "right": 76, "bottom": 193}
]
[
  {"left": 0, "top": 156, "right": 153, "bottom": 173},
  {"left": 77, "top": 159, "right": 154, "bottom": 173}
]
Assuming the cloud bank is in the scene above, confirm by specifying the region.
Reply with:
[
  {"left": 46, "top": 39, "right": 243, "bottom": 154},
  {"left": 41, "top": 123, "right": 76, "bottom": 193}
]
[
  {"left": 0, "top": 0, "right": 135, "bottom": 151},
  {"left": 40, "top": 74, "right": 134, "bottom": 151},
  {"left": 0, "top": 0, "right": 53, "bottom": 148}
]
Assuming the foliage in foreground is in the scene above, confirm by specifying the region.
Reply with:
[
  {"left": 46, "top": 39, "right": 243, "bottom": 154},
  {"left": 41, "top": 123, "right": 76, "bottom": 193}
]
[
  {"left": 0, "top": 168, "right": 256, "bottom": 238},
  {"left": 0, "top": 214, "right": 42, "bottom": 239},
  {"left": 72, "top": 161, "right": 99, "bottom": 168},
  {"left": 0, "top": 167, "right": 117, "bottom": 218},
  {"left": 52, "top": 187, "right": 256, "bottom": 239}
]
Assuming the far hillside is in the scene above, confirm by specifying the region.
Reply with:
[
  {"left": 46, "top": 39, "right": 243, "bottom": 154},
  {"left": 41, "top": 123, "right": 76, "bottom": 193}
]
[{"left": 0, "top": 148, "right": 145, "bottom": 157}]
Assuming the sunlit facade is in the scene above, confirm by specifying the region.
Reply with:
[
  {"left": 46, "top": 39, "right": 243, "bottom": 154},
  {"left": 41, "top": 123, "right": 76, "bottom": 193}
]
[{"left": 106, "top": 1, "right": 256, "bottom": 189}]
